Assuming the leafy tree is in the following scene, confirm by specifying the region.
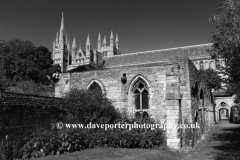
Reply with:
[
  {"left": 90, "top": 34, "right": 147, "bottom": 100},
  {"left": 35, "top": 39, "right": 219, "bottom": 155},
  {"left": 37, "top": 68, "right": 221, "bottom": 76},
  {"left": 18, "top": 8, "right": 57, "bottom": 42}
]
[
  {"left": 0, "top": 39, "right": 61, "bottom": 88},
  {"left": 208, "top": 0, "right": 240, "bottom": 101},
  {"left": 199, "top": 69, "right": 222, "bottom": 91}
]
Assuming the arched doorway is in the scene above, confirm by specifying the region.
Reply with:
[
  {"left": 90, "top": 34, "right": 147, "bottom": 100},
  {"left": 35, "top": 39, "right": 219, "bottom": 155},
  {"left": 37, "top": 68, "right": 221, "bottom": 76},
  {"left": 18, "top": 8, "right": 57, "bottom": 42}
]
[
  {"left": 216, "top": 102, "right": 230, "bottom": 121},
  {"left": 219, "top": 108, "right": 229, "bottom": 120}
]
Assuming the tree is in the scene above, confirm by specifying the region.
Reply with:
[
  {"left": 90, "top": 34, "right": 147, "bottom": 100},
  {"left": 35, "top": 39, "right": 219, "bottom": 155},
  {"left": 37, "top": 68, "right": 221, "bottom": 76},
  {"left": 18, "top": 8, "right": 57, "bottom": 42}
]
[
  {"left": 199, "top": 69, "right": 222, "bottom": 91},
  {"left": 0, "top": 39, "right": 61, "bottom": 87},
  {"left": 208, "top": 0, "right": 240, "bottom": 101}
]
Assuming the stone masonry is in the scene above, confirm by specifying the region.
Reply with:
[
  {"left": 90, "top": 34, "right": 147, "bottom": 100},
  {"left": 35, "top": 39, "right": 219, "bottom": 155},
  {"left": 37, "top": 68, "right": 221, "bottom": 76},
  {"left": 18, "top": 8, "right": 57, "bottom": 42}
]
[{"left": 55, "top": 56, "right": 215, "bottom": 149}]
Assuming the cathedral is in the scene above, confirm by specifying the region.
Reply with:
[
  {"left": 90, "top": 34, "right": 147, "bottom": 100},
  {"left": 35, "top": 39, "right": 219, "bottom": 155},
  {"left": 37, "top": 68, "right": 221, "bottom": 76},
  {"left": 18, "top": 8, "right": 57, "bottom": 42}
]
[
  {"left": 52, "top": 13, "right": 120, "bottom": 73},
  {"left": 54, "top": 13, "right": 233, "bottom": 149}
]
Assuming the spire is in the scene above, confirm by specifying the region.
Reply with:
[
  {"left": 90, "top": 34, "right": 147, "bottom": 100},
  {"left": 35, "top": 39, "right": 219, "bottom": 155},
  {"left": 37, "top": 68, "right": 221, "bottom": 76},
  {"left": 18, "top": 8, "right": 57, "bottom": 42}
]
[
  {"left": 67, "top": 40, "right": 70, "bottom": 51},
  {"left": 115, "top": 33, "right": 119, "bottom": 50},
  {"left": 59, "top": 12, "right": 65, "bottom": 42},
  {"left": 98, "top": 32, "right": 101, "bottom": 42},
  {"left": 110, "top": 31, "right": 114, "bottom": 46},
  {"left": 78, "top": 44, "right": 82, "bottom": 51},
  {"left": 110, "top": 30, "right": 114, "bottom": 40},
  {"left": 72, "top": 37, "right": 77, "bottom": 49},
  {"left": 86, "top": 33, "right": 91, "bottom": 46},
  {"left": 98, "top": 32, "right": 102, "bottom": 50},
  {"left": 110, "top": 30, "right": 114, "bottom": 46},
  {"left": 115, "top": 33, "right": 119, "bottom": 43},
  {"left": 60, "top": 12, "right": 64, "bottom": 31},
  {"left": 66, "top": 33, "right": 68, "bottom": 44},
  {"left": 103, "top": 36, "right": 107, "bottom": 46},
  {"left": 56, "top": 30, "right": 59, "bottom": 43}
]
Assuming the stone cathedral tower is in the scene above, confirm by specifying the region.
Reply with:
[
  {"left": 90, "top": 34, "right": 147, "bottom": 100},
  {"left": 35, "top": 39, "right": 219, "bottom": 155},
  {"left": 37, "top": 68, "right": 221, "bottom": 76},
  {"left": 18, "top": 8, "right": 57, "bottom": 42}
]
[
  {"left": 53, "top": 13, "right": 120, "bottom": 73},
  {"left": 52, "top": 12, "right": 70, "bottom": 73}
]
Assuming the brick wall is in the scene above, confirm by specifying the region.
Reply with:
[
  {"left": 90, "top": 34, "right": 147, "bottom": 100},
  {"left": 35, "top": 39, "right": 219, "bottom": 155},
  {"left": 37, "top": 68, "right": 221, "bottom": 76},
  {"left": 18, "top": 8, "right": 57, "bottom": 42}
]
[{"left": 0, "top": 92, "right": 62, "bottom": 143}]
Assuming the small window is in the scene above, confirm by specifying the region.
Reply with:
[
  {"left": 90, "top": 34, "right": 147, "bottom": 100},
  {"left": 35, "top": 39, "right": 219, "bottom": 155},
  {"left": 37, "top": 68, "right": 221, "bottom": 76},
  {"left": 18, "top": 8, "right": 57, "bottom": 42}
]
[
  {"left": 195, "top": 62, "right": 199, "bottom": 70},
  {"left": 210, "top": 61, "right": 215, "bottom": 69},
  {"left": 200, "top": 61, "right": 204, "bottom": 70},
  {"left": 205, "top": 61, "right": 209, "bottom": 69}
]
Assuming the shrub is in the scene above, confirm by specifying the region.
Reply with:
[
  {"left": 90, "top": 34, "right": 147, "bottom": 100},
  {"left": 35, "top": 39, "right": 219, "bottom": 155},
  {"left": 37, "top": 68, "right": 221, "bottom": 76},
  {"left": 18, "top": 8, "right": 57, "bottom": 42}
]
[
  {"left": 60, "top": 89, "right": 122, "bottom": 124},
  {"left": 0, "top": 89, "right": 167, "bottom": 159},
  {"left": 18, "top": 125, "right": 166, "bottom": 159}
]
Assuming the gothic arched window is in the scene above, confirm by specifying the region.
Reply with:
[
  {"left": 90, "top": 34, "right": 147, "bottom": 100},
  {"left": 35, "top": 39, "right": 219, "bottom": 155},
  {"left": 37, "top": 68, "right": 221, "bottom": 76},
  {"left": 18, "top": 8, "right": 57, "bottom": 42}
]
[
  {"left": 200, "top": 61, "right": 204, "bottom": 70},
  {"left": 205, "top": 61, "right": 209, "bottom": 69},
  {"left": 133, "top": 79, "right": 149, "bottom": 110},
  {"left": 210, "top": 61, "right": 215, "bottom": 69},
  {"left": 195, "top": 62, "right": 199, "bottom": 70},
  {"left": 88, "top": 81, "right": 102, "bottom": 94}
]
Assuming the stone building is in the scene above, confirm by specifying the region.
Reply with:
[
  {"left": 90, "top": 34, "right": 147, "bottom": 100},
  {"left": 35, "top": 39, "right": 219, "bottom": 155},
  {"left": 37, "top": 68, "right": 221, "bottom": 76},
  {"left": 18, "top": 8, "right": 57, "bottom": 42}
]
[
  {"left": 52, "top": 13, "right": 120, "bottom": 73},
  {"left": 192, "top": 49, "right": 233, "bottom": 122},
  {"left": 54, "top": 13, "right": 231, "bottom": 149}
]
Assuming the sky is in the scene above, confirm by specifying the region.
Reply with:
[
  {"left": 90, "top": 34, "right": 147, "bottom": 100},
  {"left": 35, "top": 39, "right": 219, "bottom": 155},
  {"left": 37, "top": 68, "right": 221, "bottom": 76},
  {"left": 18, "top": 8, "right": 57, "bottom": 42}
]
[{"left": 0, "top": 0, "right": 222, "bottom": 54}]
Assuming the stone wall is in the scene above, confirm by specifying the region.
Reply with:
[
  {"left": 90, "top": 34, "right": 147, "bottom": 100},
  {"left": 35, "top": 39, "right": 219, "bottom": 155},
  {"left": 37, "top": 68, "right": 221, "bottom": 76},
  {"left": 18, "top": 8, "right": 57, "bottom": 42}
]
[
  {"left": 186, "top": 58, "right": 215, "bottom": 148},
  {"left": 55, "top": 57, "right": 216, "bottom": 149},
  {"left": 215, "top": 96, "right": 233, "bottom": 121},
  {"left": 0, "top": 92, "right": 62, "bottom": 144},
  {"left": 56, "top": 62, "right": 173, "bottom": 118}
]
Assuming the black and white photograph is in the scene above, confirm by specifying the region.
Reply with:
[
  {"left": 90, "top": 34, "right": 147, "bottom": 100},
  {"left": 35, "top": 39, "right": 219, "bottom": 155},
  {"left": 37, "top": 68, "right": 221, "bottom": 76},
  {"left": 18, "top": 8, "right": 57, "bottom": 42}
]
[{"left": 1, "top": 0, "right": 240, "bottom": 159}]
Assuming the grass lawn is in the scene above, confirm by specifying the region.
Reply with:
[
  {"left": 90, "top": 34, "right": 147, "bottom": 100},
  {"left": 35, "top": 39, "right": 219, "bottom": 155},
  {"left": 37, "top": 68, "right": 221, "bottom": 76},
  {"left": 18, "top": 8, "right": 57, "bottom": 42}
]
[{"left": 31, "top": 148, "right": 185, "bottom": 160}]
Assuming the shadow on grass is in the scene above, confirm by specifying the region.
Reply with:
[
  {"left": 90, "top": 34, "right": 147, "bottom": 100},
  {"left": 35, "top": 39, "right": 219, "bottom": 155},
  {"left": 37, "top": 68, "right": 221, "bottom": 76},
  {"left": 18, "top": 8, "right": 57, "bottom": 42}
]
[
  {"left": 211, "top": 125, "right": 240, "bottom": 160},
  {"left": 31, "top": 148, "right": 183, "bottom": 160}
]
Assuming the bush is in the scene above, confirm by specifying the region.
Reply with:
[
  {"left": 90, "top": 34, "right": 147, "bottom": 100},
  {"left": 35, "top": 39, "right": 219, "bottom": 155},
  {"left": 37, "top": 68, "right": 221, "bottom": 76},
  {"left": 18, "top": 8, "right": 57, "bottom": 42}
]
[
  {"left": 17, "top": 124, "right": 166, "bottom": 159},
  {"left": 60, "top": 89, "right": 122, "bottom": 124},
  {"left": 0, "top": 89, "right": 167, "bottom": 159}
]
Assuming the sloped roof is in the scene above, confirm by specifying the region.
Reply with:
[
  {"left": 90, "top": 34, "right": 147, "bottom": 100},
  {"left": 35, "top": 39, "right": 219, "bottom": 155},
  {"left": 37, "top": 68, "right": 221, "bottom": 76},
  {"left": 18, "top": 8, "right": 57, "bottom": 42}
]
[{"left": 103, "top": 43, "right": 212, "bottom": 68}]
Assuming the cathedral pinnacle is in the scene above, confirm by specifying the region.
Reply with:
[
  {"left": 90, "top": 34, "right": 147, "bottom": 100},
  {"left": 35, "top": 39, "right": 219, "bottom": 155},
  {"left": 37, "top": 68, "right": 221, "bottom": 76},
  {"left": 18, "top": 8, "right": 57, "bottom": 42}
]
[
  {"left": 66, "top": 33, "right": 68, "bottom": 44},
  {"left": 110, "top": 30, "right": 114, "bottom": 47},
  {"left": 103, "top": 36, "right": 107, "bottom": 45},
  {"left": 56, "top": 30, "right": 58, "bottom": 43},
  {"left": 60, "top": 12, "right": 64, "bottom": 31},
  {"left": 78, "top": 44, "right": 82, "bottom": 51},
  {"left": 67, "top": 42, "right": 70, "bottom": 51},
  {"left": 72, "top": 37, "right": 77, "bottom": 49},
  {"left": 59, "top": 12, "right": 65, "bottom": 42},
  {"left": 98, "top": 32, "right": 101, "bottom": 42},
  {"left": 98, "top": 32, "right": 102, "bottom": 50},
  {"left": 110, "top": 30, "right": 114, "bottom": 40},
  {"left": 115, "top": 33, "right": 119, "bottom": 43},
  {"left": 86, "top": 34, "right": 91, "bottom": 46}
]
